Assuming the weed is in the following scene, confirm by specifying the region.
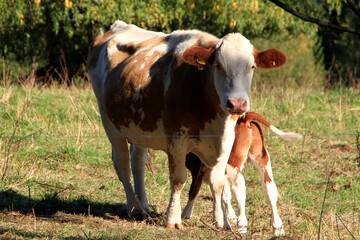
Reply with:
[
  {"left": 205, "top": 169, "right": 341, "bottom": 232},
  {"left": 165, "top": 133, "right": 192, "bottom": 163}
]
[
  {"left": 355, "top": 131, "right": 360, "bottom": 166},
  {"left": 0, "top": 82, "right": 359, "bottom": 239}
]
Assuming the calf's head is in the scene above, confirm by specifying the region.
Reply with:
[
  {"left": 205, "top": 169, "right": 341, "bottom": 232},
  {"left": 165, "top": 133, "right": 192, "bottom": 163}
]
[{"left": 183, "top": 33, "right": 287, "bottom": 115}]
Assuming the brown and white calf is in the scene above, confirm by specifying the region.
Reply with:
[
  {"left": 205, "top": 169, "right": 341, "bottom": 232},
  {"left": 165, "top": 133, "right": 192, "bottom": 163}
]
[
  {"left": 87, "top": 20, "right": 287, "bottom": 229},
  {"left": 183, "top": 112, "right": 302, "bottom": 235}
]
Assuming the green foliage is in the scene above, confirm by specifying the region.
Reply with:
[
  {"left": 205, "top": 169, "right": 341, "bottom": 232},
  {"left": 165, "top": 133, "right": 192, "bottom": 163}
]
[
  {"left": 0, "top": 0, "right": 315, "bottom": 82},
  {"left": 276, "top": 0, "right": 360, "bottom": 87}
]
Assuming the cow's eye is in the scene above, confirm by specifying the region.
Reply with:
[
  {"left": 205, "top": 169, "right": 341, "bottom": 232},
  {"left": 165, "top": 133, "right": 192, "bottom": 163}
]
[
  {"left": 215, "top": 63, "right": 223, "bottom": 71},
  {"left": 251, "top": 65, "right": 256, "bottom": 69}
]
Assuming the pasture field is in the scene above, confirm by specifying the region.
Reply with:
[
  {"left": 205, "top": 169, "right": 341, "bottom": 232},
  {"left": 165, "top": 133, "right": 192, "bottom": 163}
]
[{"left": 0, "top": 80, "right": 359, "bottom": 239}]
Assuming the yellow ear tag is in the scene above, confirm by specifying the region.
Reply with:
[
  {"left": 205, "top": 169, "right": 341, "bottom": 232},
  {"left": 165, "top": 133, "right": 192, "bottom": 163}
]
[
  {"left": 196, "top": 59, "right": 206, "bottom": 70},
  {"left": 272, "top": 61, "right": 276, "bottom": 66}
]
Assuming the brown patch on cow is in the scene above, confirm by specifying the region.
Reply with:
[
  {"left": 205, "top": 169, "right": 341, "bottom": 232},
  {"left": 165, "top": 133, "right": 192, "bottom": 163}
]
[
  {"left": 249, "top": 121, "right": 269, "bottom": 168},
  {"left": 227, "top": 118, "right": 251, "bottom": 170},
  {"left": 94, "top": 30, "right": 114, "bottom": 47},
  {"left": 104, "top": 37, "right": 168, "bottom": 132},
  {"left": 264, "top": 169, "right": 272, "bottom": 183},
  {"left": 87, "top": 30, "right": 114, "bottom": 70},
  {"left": 231, "top": 114, "right": 240, "bottom": 121},
  {"left": 163, "top": 53, "right": 222, "bottom": 138},
  {"left": 173, "top": 181, "right": 185, "bottom": 192}
]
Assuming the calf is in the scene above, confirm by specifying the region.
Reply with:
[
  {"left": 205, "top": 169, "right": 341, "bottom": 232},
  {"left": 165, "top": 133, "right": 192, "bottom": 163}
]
[
  {"left": 87, "top": 20, "right": 287, "bottom": 229},
  {"left": 182, "top": 112, "right": 302, "bottom": 235}
]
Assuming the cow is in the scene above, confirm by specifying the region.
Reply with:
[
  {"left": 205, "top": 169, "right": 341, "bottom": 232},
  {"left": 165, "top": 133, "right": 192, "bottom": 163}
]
[
  {"left": 182, "top": 112, "right": 302, "bottom": 235},
  {"left": 87, "top": 20, "right": 287, "bottom": 229}
]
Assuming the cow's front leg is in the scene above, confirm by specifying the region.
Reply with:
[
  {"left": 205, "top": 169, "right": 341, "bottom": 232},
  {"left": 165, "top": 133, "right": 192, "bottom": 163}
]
[
  {"left": 226, "top": 165, "right": 247, "bottom": 233},
  {"left": 222, "top": 175, "right": 236, "bottom": 223},
  {"left": 208, "top": 159, "right": 231, "bottom": 229},
  {"left": 130, "top": 145, "right": 151, "bottom": 214},
  {"left": 166, "top": 151, "right": 187, "bottom": 229}
]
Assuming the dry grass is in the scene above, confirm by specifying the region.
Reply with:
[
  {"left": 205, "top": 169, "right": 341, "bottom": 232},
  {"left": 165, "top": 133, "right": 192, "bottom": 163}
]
[{"left": 0, "top": 77, "right": 359, "bottom": 239}]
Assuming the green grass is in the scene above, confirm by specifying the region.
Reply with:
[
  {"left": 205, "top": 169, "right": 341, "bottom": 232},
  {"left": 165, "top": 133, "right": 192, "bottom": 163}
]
[{"left": 0, "top": 80, "right": 359, "bottom": 239}]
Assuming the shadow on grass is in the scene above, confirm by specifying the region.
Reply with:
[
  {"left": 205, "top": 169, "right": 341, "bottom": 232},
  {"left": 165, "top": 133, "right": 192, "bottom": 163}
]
[
  {"left": 0, "top": 226, "right": 54, "bottom": 239},
  {"left": 0, "top": 189, "right": 162, "bottom": 222}
]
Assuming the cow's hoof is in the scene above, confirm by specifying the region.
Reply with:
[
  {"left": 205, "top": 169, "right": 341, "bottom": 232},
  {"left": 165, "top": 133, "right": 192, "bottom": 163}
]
[
  {"left": 166, "top": 223, "right": 175, "bottom": 229},
  {"left": 274, "top": 226, "right": 285, "bottom": 236},
  {"left": 166, "top": 223, "right": 184, "bottom": 229},
  {"left": 175, "top": 223, "right": 184, "bottom": 229},
  {"left": 237, "top": 225, "right": 247, "bottom": 234},
  {"left": 130, "top": 210, "right": 149, "bottom": 220}
]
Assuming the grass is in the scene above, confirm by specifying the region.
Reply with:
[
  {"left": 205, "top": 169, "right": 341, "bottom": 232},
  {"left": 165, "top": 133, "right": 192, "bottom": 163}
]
[{"left": 0, "top": 78, "right": 359, "bottom": 239}]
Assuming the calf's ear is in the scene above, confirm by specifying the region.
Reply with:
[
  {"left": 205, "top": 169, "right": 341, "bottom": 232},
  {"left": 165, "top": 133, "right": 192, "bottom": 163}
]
[
  {"left": 253, "top": 48, "right": 287, "bottom": 69},
  {"left": 182, "top": 46, "right": 215, "bottom": 68}
]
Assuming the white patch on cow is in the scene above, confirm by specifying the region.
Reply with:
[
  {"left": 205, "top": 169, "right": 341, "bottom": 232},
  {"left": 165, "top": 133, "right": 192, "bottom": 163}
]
[
  {"left": 134, "top": 44, "right": 154, "bottom": 58},
  {"left": 171, "top": 30, "right": 217, "bottom": 56},
  {"left": 139, "top": 63, "right": 146, "bottom": 71},
  {"left": 145, "top": 44, "right": 168, "bottom": 58},
  {"left": 107, "top": 40, "right": 119, "bottom": 60},
  {"left": 112, "top": 21, "right": 166, "bottom": 44},
  {"left": 120, "top": 121, "right": 167, "bottom": 150},
  {"left": 111, "top": 20, "right": 130, "bottom": 32},
  {"left": 214, "top": 34, "right": 254, "bottom": 112},
  {"left": 89, "top": 44, "right": 108, "bottom": 101}
]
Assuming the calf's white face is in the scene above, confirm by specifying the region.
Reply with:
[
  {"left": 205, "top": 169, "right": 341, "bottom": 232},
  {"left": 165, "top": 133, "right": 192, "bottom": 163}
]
[{"left": 213, "top": 34, "right": 254, "bottom": 114}]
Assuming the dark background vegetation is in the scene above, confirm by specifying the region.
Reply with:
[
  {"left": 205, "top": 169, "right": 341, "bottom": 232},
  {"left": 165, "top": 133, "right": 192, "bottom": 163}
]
[{"left": 0, "top": 0, "right": 359, "bottom": 87}]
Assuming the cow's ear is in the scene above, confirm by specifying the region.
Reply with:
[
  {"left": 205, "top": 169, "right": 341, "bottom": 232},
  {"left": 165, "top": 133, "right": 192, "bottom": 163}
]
[
  {"left": 182, "top": 46, "right": 215, "bottom": 69},
  {"left": 253, "top": 48, "right": 287, "bottom": 69}
]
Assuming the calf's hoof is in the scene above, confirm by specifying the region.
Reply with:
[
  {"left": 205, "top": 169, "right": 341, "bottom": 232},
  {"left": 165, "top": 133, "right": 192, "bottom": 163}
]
[
  {"left": 274, "top": 226, "right": 285, "bottom": 236},
  {"left": 236, "top": 225, "right": 247, "bottom": 234}
]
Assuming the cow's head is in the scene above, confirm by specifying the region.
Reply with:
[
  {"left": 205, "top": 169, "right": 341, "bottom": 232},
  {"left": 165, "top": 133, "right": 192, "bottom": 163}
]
[{"left": 182, "top": 33, "right": 286, "bottom": 115}]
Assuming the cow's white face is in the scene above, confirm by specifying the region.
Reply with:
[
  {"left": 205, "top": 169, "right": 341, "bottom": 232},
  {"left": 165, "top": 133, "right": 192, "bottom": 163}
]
[
  {"left": 213, "top": 34, "right": 254, "bottom": 114},
  {"left": 182, "top": 33, "right": 287, "bottom": 115}
]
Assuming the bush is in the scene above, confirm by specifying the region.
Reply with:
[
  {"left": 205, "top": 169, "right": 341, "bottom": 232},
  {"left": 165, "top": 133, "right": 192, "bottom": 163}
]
[{"left": 0, "top": 0, "right": 315, "bottom": 83}]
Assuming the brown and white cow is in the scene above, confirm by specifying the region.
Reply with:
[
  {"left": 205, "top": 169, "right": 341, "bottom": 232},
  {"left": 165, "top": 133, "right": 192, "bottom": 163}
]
[
  {"left": 87, "top": 20, "right": 287, "bottom": 229},
  {"left": 182, "top": 112, "right": 302, "bottom": 235}
]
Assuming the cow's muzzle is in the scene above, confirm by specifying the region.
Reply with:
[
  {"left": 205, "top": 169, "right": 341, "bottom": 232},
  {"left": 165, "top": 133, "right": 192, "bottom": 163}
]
[{"left": 226, "top": 99, "right": 248, "bottom": 114}]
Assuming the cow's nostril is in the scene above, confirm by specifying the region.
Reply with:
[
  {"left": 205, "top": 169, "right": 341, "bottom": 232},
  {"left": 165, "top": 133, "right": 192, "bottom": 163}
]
[
  {"left": 226, "top": 99, "right": 248, "bottom": 113},
  {"left": 226, "top": 100, "right": 234, "bottom": 110}
]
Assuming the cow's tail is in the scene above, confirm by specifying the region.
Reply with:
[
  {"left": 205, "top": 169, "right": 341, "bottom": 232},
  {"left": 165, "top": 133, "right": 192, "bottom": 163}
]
[{"left": 244, "top": 112, "right": 303, "bottom": 141}]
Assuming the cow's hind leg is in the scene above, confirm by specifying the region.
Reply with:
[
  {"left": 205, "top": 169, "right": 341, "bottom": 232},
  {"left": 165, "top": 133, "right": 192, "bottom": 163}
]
[
  {"left": 112, "top": 138, "right": 147, "bottom": 219},
  {"left": 130, "top": 144, "right": 151, "bottom": 214},
  {"left": 97, "top": 105, "right": 147, "bottom": 219}
]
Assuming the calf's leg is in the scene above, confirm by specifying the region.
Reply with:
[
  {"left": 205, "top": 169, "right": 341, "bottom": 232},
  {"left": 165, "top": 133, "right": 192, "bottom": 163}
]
[{"left": 182, "top": 153, "right": 204, "bottom": 219}]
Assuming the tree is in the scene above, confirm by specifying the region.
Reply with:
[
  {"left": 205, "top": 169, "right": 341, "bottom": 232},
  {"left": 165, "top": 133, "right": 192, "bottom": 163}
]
[
  {"left": 269, "top": 0, "right": 360, "bottom": 87},
  {"left": 0, "top": 0, "right": 315, "bottom": 83}
]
